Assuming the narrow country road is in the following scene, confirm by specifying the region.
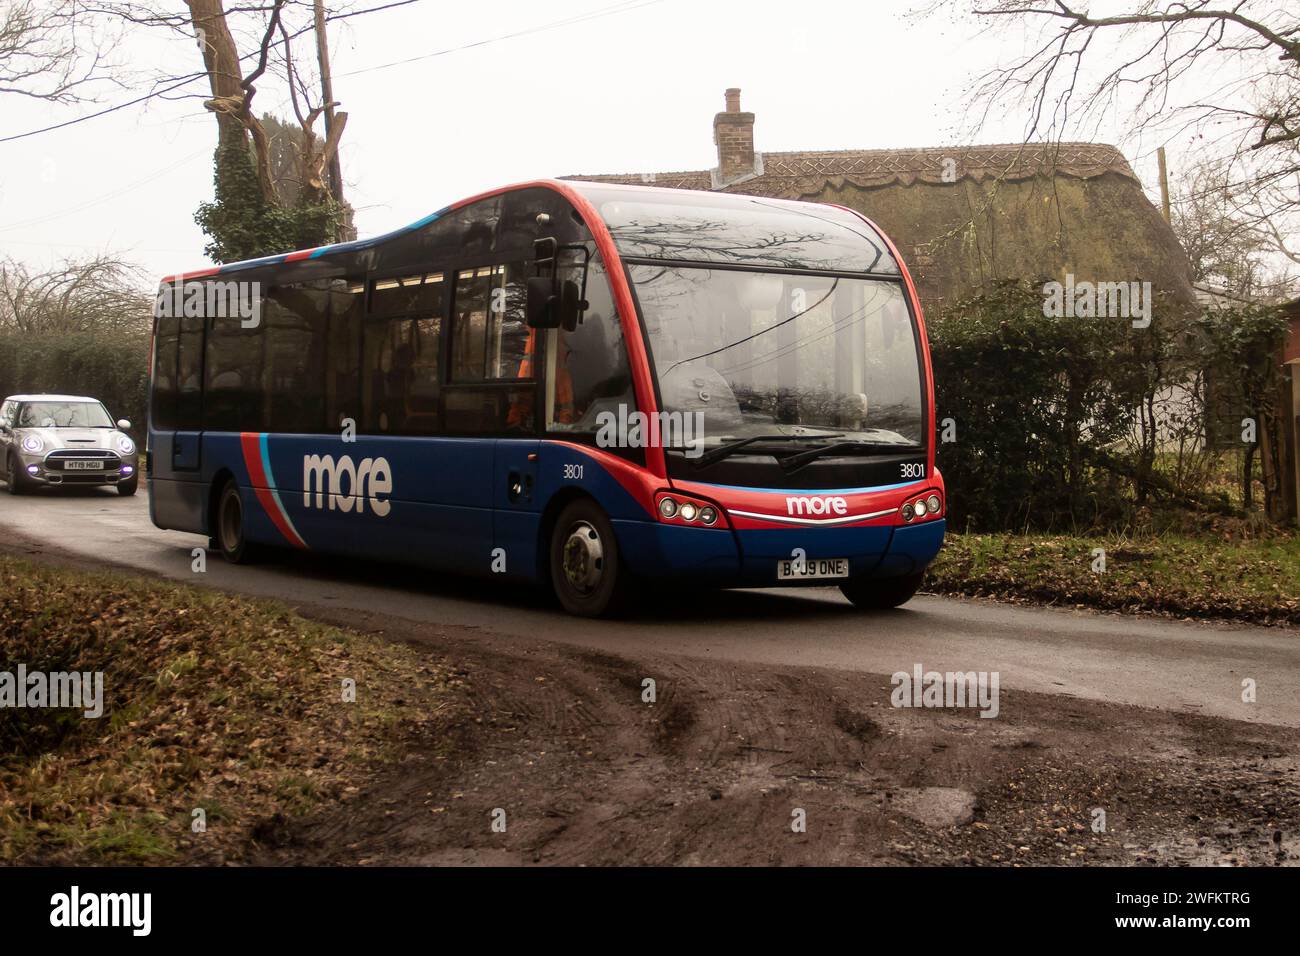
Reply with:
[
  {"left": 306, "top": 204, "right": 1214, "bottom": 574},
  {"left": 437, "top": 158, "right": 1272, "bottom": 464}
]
[{"left": 2, "top": 487, "right": 1296, "bottom": 727}]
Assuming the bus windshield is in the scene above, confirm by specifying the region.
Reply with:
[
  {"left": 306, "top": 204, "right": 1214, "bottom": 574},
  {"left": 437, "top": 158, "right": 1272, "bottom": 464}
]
[{"left": 630, "top": 265, "right": 924, "bottom": 450}]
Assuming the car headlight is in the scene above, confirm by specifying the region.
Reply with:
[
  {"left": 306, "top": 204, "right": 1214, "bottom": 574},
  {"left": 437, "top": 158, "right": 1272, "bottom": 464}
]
[
  {"left": 21, "top": 435, "right": 43, "bottom": 453},
  {"left": 116, "top": 434, "right": 135, "bottom": 454}
]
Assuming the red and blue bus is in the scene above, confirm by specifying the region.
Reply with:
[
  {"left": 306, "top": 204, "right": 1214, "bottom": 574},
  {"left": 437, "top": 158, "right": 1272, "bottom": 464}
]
[{"left": 148, "top": 180, "right": 945, "bottom": 616}]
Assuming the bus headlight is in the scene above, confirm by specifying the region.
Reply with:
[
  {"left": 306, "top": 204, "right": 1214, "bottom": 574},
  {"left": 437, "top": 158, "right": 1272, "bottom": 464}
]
[
  {"left": 914, "top": 499, "right": 928, "bottom": 517},
  {"left": 655, "top": 491, "right": 728, "bottom": 529},
  {"left": 926, "top": 494, "right": 941, "bottom": 514},
  {"left": 902, "top": 503, "right": 915, "bottom": 522}
]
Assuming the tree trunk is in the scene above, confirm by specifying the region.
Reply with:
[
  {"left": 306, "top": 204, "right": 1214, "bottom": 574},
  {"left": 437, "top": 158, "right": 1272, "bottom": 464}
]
[
  {"left": 186, "top": 0, "right": 246, "bottom": 153},
  {"left": 186, "top": 0, "right": 277, "bottom": 205}
]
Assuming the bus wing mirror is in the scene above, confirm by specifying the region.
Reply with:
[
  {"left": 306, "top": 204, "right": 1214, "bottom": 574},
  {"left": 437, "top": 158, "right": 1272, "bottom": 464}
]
[
  {"left": 559, "top": 279, "right": 585, "bottom": 333},
  {"left": 526, "top": 276, "right": 561, "bottom": 329}
]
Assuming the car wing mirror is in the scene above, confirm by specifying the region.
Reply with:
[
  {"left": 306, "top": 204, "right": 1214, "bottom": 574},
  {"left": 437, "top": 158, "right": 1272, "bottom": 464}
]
[{"left": 117, "top": 419, "right": 131, "bottom": 430}]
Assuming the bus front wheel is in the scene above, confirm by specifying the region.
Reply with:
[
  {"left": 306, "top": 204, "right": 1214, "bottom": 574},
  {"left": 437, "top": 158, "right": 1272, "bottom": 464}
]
[
  {"left": 839, "top": 570, "right": 925, "bottom": 610},
  {"left": 549, "top": 499, "right": 632, "bottom": 617},
  {"left": 214, "top": 480, "right": 258, "bottom": 564}
]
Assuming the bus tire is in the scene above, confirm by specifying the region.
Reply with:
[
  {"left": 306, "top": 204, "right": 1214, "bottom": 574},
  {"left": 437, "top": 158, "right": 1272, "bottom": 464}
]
[
  {"left": 839, "top": 570, "right": 925, "bottom": 610},
  {"left": 549, "top": 499, "right": 632, "bottom": 617},
  {"left": 215, "top": 480, "right": 258, "bottom": 564}
]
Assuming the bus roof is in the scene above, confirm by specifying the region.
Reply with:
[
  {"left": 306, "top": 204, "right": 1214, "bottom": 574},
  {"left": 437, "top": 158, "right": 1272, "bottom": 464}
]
[{"left": 160, "top": 179, "right": 899, "bottom": 284}]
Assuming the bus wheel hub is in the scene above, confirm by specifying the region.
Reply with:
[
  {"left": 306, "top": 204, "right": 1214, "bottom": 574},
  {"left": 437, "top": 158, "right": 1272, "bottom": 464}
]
[{"left": 562, "top": 521, "right": 603, "bottom": 593}]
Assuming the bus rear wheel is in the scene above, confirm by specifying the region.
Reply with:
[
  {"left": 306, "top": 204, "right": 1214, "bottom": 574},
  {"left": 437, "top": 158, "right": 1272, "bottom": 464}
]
[
  {"left": 214, "top": 480, "right": 258, "bottom": 564},
  {"left": 840, "top": 570, "right": 925, "bottom": 610},
  {"left": 549, "top": 499, "right": 632, "bottom": 617}
]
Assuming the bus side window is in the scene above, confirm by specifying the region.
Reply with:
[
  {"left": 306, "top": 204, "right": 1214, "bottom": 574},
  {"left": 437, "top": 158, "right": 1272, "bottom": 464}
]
[
  {"left": 325, "top": 280, "right": 363, "bottom": 433},
  {"left": 151, "top": 310, "right": 180, "bottom": 430},
  {"left": 205, "top": 306, "right": 264, "bottom": 432},
  {"left": 446, "top": 262, "right": 534, "bottom": 434},
  {"left": 176, "top": 314, "right": 204, "bottom": 430},
  {"left": 362, "top": 272, "right": 444, "bottom": 435},
  {"left": 263, "top": 283, "right": 329, "bottom": 433}
]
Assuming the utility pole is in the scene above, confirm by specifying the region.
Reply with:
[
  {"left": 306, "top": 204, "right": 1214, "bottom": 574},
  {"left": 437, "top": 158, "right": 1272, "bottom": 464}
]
[
  {"left": 1156, "top": 146, "right": 1171, "bottom": 224},
  {"left": 313, "top": 0, "right": 354, "bottom": 238}
]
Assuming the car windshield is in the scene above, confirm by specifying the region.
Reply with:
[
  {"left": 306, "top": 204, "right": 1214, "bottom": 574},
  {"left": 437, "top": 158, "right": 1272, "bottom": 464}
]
[
  {"left": 630, "top": 265, "right": 924, "bottom": 449},
  {"left": 17, "top": 401, "right": 114, "bottom": 428}
]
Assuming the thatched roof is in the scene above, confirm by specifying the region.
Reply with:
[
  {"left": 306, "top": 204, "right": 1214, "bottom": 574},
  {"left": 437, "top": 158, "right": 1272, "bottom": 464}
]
[{"left": 566, "top": 142, "right": 1197, "bottom": 310}]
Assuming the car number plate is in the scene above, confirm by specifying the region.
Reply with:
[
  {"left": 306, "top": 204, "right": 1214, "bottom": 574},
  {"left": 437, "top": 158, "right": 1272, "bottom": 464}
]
[
  {"left": 777, "top": 557, "right": 849, "bottom": 580},
  {"left": 64, "top": 460, "right": 104, "bottom": 471}
]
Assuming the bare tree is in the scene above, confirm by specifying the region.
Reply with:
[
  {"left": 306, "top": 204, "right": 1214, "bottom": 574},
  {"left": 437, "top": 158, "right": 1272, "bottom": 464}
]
[
  {"left": 1172, "top": 157, "right": 1298, "bottom": 300},
  {"left": 938, "top": 1, "right": 1299, "bottom": 281},
  {"left": 0, "top": 255, "right": 152, "bottom": 333},
  {"left": 0, "top": 0, "right": 121, "bottom": 101}
]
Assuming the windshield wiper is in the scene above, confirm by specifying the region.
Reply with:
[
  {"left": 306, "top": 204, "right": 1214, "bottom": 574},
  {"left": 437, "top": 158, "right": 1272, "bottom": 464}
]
[
  {"left": 691, "top": 433, "right": 843, "bottom": 469},
  {"left": 779, "top": 440, "right": 920, "bottom": 475}
]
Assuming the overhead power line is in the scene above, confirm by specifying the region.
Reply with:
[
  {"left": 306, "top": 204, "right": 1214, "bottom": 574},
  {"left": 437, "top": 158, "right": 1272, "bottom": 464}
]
[
  {"left": 333, "top": 0, "right": 663, "bottom": 79},
  {"left": 0, "top": 0, "right": 663, "bottom": 145}
]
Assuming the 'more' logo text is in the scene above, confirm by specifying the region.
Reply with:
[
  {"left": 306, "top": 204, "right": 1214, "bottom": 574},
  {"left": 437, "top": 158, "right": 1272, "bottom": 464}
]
[
  {"left": 786, "top": 495, "right": 848, "bottom": 517},
  {"left": 303, "top": 454, "right": 393, "bottom": 516}
]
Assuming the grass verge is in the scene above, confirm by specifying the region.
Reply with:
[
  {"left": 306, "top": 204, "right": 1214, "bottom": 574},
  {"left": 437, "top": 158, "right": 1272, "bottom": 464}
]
[
  {"left": 0, "top": 555, "right": 470, "bottom": 864},
  {"left": 927, "top": 530, "right": 1300, "bottom": 626}
]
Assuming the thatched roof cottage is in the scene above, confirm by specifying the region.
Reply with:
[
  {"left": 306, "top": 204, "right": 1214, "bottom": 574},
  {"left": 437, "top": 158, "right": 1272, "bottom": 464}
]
[{"left": 566, "top": 89, "right": 1196, "bottom": 311}]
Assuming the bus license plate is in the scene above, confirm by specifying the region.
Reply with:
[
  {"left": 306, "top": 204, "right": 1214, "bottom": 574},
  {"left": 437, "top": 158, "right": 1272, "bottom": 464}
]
[
  {"left": 777, "top": 557, "right": 849, "bottom": 580},
  {"left": 64, "top": 460, "right": 104, "bottom": 471}
]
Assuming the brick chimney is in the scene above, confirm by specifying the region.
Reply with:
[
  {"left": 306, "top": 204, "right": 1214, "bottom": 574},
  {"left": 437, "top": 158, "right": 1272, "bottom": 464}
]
[{"left": 713, "top": 87, "right": 759, "bottom": 186}]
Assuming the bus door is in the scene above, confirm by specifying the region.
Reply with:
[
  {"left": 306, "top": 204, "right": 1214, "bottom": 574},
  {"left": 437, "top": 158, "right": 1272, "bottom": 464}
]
[
  {"left": 494, "top": 435, "right": 540, "bottom": 578},
  {"left": 148, "top": 310, "right": 206, "bottom": 533}
]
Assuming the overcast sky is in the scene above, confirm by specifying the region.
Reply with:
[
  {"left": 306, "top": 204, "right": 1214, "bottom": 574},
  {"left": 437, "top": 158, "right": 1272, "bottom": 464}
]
[{"left": 0, "top": 0, "right": 1199, "bottom": 284}]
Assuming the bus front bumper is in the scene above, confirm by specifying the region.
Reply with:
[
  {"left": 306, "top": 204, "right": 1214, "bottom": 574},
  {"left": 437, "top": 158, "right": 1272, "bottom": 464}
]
[{"left": 613, "top": 518, "right": 946, "bottom": 586}]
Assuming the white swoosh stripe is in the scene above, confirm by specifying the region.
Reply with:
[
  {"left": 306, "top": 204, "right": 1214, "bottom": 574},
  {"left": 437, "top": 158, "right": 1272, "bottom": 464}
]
[{"left": 727, "top": 507, "right": 897, "bottom": 527}]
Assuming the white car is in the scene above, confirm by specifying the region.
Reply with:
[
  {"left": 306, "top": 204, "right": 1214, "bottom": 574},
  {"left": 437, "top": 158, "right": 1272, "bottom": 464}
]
[{"left": 0, "top": 394, "right": 140, "bottom": 496}]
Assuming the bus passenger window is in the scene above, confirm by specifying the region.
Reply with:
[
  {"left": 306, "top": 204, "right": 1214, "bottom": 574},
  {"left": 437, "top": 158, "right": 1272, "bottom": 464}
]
[
  {"left": 263, "top": 283, "right": 329, "bottom": 433},
  {"left": 362, "top": 273, "right": 444, "bottom": 434},
  {"left": 451, "top": 263, "right": 531, "bottom": 382}
]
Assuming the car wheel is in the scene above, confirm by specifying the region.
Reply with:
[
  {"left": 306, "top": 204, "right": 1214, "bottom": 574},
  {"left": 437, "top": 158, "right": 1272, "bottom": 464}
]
[
  {"left": 215, "top": 480, "right": 258, "bottom": 563},
  {"left": 549, "top": 499, "right": 633, "bottom": 617},
  {"left": 6, "top": 455, "right": 27, "bottom": 495},
  {"left": 839, "top": 570, "right": 926, "bottom": 610},
  {"left": 117, "top": 474, "right": 139, "bottom": 496}
]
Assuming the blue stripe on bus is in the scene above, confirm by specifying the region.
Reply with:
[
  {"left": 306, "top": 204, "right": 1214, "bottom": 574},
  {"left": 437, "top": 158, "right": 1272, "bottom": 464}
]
[{"left": 210, "top": 206, "right": 453, "bottom": 274}]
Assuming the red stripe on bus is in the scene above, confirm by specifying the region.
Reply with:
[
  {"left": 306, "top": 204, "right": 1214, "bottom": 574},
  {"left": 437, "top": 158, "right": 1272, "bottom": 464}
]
[{"left": 238, "top": 432, "right": 307, "bottom": 549}]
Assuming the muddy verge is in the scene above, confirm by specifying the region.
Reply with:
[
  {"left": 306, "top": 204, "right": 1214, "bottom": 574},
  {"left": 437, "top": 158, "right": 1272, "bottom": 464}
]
[{"left": 253, "top": 606, "right": 1300, "bottom": 866}]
